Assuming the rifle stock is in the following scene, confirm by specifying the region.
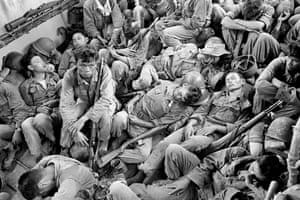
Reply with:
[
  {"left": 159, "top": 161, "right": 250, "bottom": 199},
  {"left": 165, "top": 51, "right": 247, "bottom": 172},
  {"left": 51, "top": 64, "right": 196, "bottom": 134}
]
[
  {"left": 97, "top": 125, "right": 168, "bottom": 168},
  {"left": 200, "top": 100, "right": 283, "bottom": 157}
]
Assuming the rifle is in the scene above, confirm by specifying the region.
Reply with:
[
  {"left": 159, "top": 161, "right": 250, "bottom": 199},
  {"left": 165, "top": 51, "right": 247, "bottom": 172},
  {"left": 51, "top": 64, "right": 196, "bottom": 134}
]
[
  {"left": 200, "top": 100, "right": 284, "bottom": 157},
  {"left": 97, "top": 125, "right": 168, "bottom": 168},
  {"left": 129, "top": 17, "right": 159, "bottom": 48},
  {"left": 0, "top": 0, "right": 79, "bottom": 48},
  {"left": 89, "top": 57, "right": 105, "bottom": 169}
]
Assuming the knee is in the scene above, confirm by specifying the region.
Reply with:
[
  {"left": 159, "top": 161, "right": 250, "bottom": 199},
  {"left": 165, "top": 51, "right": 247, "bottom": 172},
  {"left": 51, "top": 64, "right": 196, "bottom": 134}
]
[
  {"left": 257, "top": 33, "right": 276, "bottom": 44},
  {"left": 111, "top": 61, "right": 129, "bottom": 82},
  {"left": 165, "top": 144, "right": 183, "bottom": 157},
  {"left": 109, "top": 181, "right": 128, "bottom": 195},
  {"left": 112, "top": 111, "right": 128, "bottom": 134},
  {"left": 21, "top": 118, "right": 33, "bottom": 131},
  {"left": 32, "top": 113, "right": 52, "bottom": 128}
]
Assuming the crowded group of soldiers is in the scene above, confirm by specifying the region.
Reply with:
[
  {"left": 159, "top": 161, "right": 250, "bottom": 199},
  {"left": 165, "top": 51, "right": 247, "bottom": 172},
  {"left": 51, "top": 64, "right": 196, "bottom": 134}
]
[{"left": 1, "top": 0, "right": 300, "bottom": 199}]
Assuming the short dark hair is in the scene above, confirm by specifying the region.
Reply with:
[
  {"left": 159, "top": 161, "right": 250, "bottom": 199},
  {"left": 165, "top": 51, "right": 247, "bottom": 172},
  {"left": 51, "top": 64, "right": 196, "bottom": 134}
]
[
  {"left": 257, "top": 155, "right": 285, "bottom": 182},
  {"left": 288, "top": 42, "right": 300, "bottom": 58},
  {"left": 18, "top": 169, "right": 44, "bottom": 200},
  {"left": 73, "top": 45, "right": 99, "bottom": 63},
  {"left": 182, "top": 85, "right": 201, "bottom": 105}
]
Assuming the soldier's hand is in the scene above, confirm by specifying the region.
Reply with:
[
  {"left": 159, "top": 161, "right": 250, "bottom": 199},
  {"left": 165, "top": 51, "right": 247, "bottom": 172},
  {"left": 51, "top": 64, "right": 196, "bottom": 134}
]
[
  {"left": 12, "top": 128, "right": 22, "bottom": 145},
  {"left": 97, "top": 35, "right": 108, "bottom": 46},
  {"left": 75, "top": 131, "right": 89, "bottom": 146},
  {"left": 278, "top": 11, "right": 291, "bottom": 22},
  {"left": 198, "top": 126, "right": 217, "bottom": 136},
  {"left": 69, "top": 117, "right": 88, "bottom": 139},
  {"left": 36, "top": 106, "right": 51, "bottom": 114},
  {"left": 184, "top": 124, "right": 195, "bottom": 140},
  {"left": 167, "top": 176, "right": 191, "bottom": 196}
]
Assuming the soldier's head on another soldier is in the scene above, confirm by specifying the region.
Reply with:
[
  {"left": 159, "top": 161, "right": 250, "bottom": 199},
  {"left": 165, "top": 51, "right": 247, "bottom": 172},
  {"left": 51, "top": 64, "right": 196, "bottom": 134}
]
[
  {"left": 173, "top": 83, "right": 201, "bottom": 105},
  {"left": 74, "top": 46, "right": 99, "bottom": 80}
]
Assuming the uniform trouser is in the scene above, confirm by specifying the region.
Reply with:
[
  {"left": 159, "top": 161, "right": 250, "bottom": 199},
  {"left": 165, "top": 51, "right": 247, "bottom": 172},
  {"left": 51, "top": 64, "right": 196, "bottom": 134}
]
[
  {"left": 140, "top": 126, "right": 214, "bottom": 175},
  {"left": 0, "top": 124, "right": 14, "bottom": 141},
  {"left": 60, "top": 102, "right": 113, "bottom": 149},
  {"left": 222, "top": 28, "right": 280, "bottom": 64},
  {"left": 111, "top": 32, "right": 152, "bottom": 92},
  {"left": 140, "top": 121, "right": 264, "bottom": 175},
  {"left": 111, "top": 110, "right": 165, "bottom": 164},
  {"left": 109, "top": 144, "right": 200, "bottom": 200},
  {"left": 21, "top": 113, "right": 55, "bottom": 156},
  {"left": 159, "top": 25, "right": 199, "bottom": 47}
]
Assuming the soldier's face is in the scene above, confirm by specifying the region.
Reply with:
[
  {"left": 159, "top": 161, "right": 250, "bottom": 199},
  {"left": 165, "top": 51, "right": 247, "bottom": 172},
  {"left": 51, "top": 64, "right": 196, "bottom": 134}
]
[
  {"left": 248, "top": 161, "right": 267, "bottom": 182},
  {"left": 72, "top": 33, "right": 88, "bottom": 49},
  {"left": 287, "top": 57, "right": 300, "bottom": 75},
  {"left": 77, "top": 59, "right": 97, "bottom": 79},
  {"left": 226, "top": 72, "right": 244, "bottom": 91},
  {"left": 173, "top": 84, "right": 190, "bottom": 102},
  {"left": 29, "top": 56, "right": 48, "bottom": 72}
]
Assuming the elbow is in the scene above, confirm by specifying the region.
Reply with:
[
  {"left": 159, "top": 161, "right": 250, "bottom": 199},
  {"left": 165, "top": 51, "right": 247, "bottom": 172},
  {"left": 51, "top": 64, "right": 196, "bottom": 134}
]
[{"left": 221, "top": 16, "right": 231, "bottom": 27}]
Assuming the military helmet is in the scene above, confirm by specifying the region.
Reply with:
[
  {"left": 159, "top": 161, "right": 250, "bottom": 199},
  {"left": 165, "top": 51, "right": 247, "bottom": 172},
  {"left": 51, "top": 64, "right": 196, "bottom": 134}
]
[
  {"left": 32, "top": 37, "right": 56, "bottom": 58},
  {"left": 181, "top": 71, "right": 206, "bottom": 90},
  {"left": 2, "top": 51, "right": 23, "bottom": 71},
  {"left": 266, "top": 117, "right": 295, "bottom": 144}
]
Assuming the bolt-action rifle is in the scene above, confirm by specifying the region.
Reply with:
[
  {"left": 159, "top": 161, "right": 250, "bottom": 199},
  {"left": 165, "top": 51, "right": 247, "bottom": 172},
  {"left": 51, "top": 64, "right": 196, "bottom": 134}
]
[
  {"left": 0, "top": 0, "right": 78, "bottom": 48},
  {"left": 89, "top": 57, "right": 105, "bottom": 169},
  {"left": 200, "top": 100, "right": 284, "bottom": 157}
]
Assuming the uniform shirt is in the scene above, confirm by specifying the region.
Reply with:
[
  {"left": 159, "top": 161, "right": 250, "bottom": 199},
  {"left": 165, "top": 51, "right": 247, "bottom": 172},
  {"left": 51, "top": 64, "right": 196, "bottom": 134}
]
[
  {"left": 58, "top": 49, "right": 76, "bottom": 78},
  {"left": 83, "top": 0, "right": 123, "bottom": 38},
  {"left": 128, "top": 81, "right": 194, "bottom": 137},
  {"left": 181, "top": 0, "right": 212, "bottom": 29},
  {"left": 151, "top": 54, "right": 202, "bottom": 81},
  {"left": 60, "top": 63, "right": 117, "bottom": 125},
  {"left": 228, "top": 2, "right": 274, "bottom": 30},
  {"left": 0, "top": 80, "right": 33, "bottom": 125},
  {"left": 190, "top": 90, "right": 252, "bottom": 132},
  {"left": 256, "top": 56, "right": 300, "bottom": 88},
  {"left": 33, "top": 155, "right": 97, "bottom": 200},
  {"left": 19, "top": 73, "right": 59, "bottom": 108}
]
